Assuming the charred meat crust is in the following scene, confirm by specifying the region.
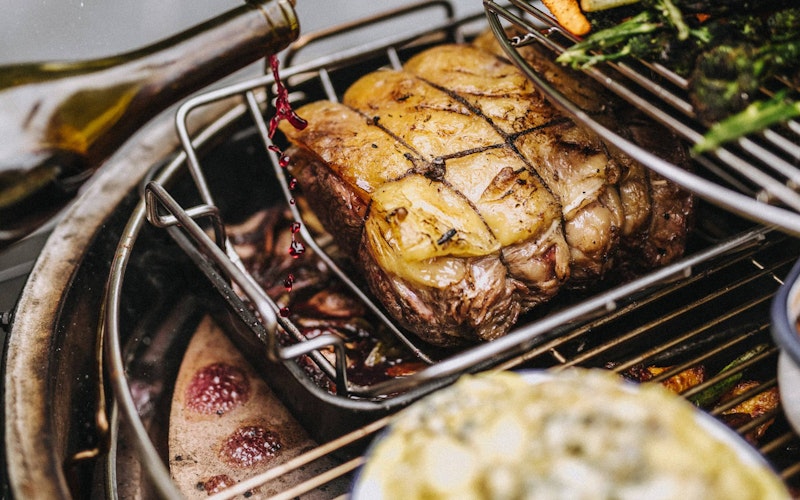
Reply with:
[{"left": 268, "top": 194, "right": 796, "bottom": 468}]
[{"left": 287, "top": 146, "right": 368, "bottom": 253}]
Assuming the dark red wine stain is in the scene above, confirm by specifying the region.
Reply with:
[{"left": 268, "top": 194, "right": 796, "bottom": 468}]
[
  {"left": 219, "top": 425, "right": 282, "bottom": 468},
  {"left": 267, "top": 144, "right": 291, "bottom": 167},
  {"left": 185, "top": 362, "right": 250, "bottom": 415},
  {"left": 198, "top": 474, "right": 236, "bottom": 495}
]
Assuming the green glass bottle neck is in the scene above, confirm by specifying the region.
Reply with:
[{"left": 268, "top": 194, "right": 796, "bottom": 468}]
[
  {"left": 0, "top": 0, "right": 299, "bottom": 247},
  {"left": 0, "top": 0, "right": 299, "bottom": 90}
]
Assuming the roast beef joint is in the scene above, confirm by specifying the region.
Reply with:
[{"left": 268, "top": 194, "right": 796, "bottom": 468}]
[{"left": 279, "top": 32, "right": 694, "bottom": 347}]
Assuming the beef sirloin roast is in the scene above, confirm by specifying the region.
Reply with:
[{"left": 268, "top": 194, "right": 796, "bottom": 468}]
[{"left": 279, "top": 33, "right": 693, "bottom": 347}]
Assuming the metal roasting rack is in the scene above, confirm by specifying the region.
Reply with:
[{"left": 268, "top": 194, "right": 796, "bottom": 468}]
[
  {"left": 137, "top": 1, "right": 774, "bottom": 400},
  {"left": 484, "top": 0, "right": 800, "bottom": 236},
  {"left": 100, "top": 1, "right": 800, "bottom": 498}
]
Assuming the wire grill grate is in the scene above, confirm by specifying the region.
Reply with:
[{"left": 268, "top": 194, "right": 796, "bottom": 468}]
[{"left": 200, "top": 229, "right": 800, "bottom": 498}]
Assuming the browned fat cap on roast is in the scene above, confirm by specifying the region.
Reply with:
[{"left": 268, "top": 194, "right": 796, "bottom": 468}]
[{"left": 279, "top": 36, "right": 692, "bottom": 346}]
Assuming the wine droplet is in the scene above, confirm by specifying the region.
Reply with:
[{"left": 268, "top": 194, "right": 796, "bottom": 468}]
[
  {"left": 279, "top": 307, "right": 291, "bottom": 318},
  {"left": 288, "top": 177, "right": 297, "bottom": 190},
  {"left": 289, "top": 239, "right": 305, "bottom": 258},
  {"left": 290, "top": 221, "right": 301, "bottom": 233},
  {"left": 283, "top": 273, "right": 295, "bottom": 292}
]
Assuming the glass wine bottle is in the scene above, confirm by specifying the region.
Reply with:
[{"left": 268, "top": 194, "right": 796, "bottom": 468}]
[{"left": 0, "top": 0, "right": 299, "bottom": 248}]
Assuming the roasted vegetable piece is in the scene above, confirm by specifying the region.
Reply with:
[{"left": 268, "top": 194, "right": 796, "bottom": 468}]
[
  {"left": 626, "top": 365, "right": 706, "bottom": 393},
  {"left": 721, "top": 381, "right": 780, "bottom": 421},
  {"left": 557, "top": 0, "right": 709, "bottom": 69},
  {"left": 689, "top": 42, "right": 762, "bottom": 123},
  {"left": 280, "top": 38, "right": 692, "bottom": 346},
  {"left": 689, "top": 14, "right": 800, "bottom": 123},
  {"left": 542, "top": 0, "right": 592, "bottom": 35},
  {"left": 557, "top": 10, "right": 663, "bottom": 68},
  {"left": 695, "top": 91, "right": 800, "bottom": 153},
  {"left": 688, "top": 344, "right": 769, "bottom": 407},
  {"left": 719, "top": 381, "right": 780, "bottom": 444}
]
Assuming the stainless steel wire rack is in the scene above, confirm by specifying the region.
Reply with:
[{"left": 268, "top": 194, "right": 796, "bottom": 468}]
[{"left": 484, "top": 0, "right": 800, "bottom": 236}]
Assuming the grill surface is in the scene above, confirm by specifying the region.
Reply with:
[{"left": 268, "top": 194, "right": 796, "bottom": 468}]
[
  {"left": 101, "top": 2, "right": 800, "bottom": 498},
  {"left": 195, "top": 209, "right": 800, "bottom": 500}
]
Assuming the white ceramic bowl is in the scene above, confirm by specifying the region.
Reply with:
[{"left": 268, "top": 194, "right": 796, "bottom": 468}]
[
  {"left": 352, "top": 369, "right": 789, "bottom": 499},
  {"left": 771, "top": 258, "right": 800, "bottom": 435}
]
